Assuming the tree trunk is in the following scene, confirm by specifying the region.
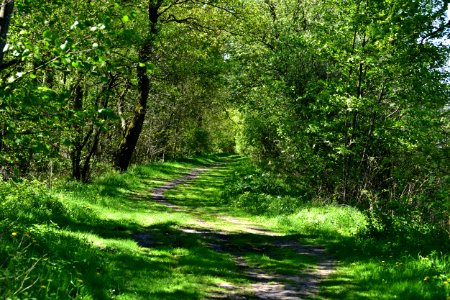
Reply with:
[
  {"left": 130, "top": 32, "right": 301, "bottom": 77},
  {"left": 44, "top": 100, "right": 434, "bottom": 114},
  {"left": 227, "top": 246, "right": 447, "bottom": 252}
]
[
  {"left": 114, "top": 52, "right": 150, "bottom": 171},
  {"left": 0, "top": 0, "right": 14, "bottom": 67},
  {"left": 81, "top": 128, "right": 100, "bottom": 182},
  {"left": 113, "top": 1, "right": 160, "bottom": 171},
  {"left": 71, "top": 85, "right": 83, "bottom": 180}
]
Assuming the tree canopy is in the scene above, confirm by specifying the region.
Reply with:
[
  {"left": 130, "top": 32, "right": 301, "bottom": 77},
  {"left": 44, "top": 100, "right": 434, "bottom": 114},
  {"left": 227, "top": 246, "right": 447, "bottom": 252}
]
[{"left": 0, "top": 0, "right": 449, "bottom": 233}]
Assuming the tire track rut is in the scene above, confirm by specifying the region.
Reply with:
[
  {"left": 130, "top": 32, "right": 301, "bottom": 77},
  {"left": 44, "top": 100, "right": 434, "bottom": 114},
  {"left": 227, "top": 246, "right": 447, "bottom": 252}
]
[{"left": 134, "top": 165, "right": 334, "bottom": 299}]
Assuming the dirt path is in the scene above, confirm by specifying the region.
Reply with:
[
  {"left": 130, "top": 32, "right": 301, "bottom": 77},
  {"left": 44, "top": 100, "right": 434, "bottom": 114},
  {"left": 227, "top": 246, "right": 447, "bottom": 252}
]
[{"left": 136, "top": 166, "right": 334, "bottom": 299}]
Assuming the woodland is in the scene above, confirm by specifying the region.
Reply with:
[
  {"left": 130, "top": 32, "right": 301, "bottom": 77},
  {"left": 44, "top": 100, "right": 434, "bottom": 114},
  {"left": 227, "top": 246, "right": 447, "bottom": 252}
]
[{"left": 0, "top": 0, "right": 449, "bottom": 299}]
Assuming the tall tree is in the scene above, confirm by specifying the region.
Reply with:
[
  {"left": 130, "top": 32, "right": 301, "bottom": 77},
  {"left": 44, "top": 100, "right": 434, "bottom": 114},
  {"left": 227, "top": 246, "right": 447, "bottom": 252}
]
[
  {"left": 227, "top": 0, "right": 450, "bottom": 231},
  {"left": 114, "top": 0, "right": 239, "bottom": 170},
  {"left": 113, "top": 0, "right": 159, "bottom": 171}
]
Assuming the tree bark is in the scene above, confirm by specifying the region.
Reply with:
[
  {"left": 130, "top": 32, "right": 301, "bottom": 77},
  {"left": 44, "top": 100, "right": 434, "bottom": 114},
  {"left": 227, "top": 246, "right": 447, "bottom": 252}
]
[
  {"left": 0, "top": 0, "right": 14, "bottom": 67},
  {"left": 113, "top": 1, "right": 160, "bottom": 171},
  {"left": 71, "top": 85, "right": 84, "bottom": 180}
]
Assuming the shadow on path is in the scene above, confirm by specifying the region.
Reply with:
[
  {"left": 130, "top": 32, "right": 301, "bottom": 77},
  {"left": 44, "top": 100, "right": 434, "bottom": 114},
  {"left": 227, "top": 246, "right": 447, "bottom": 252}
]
[{"left": 134, "top": 165, "right": 335, "bottom": 299}]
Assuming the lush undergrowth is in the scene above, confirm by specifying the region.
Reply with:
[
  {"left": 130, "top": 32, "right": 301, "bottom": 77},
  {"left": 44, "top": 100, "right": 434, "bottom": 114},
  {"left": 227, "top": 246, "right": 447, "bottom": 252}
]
[
  {"left": 0, "top": 154, "right": 241, "bottom": 299},
  {"left": 1, "top": 155, "right": 448, "bottom": 299},
  {"left": 220, "top": 158, "right": 449, "bottom": 299}
]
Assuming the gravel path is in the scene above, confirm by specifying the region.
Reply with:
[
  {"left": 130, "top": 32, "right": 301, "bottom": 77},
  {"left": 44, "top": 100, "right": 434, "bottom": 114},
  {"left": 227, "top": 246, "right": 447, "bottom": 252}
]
[{"left": 134, "top": 165, "right": 335, "bottom": 299}]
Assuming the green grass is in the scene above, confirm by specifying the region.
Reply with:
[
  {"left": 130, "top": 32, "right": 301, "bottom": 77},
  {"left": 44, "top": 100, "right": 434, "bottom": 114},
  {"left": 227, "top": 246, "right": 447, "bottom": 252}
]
[
  {"left": 216, "top": 157, "right": 449, "bottom": 300},
  {"left": 317, "top": 251, "right": 449, "bottom": 299},
  {"left": 1, "top": 154, "right": 448, "bottom": 299},
  {"left": 0, "top": 155, "right": 248, "bottom": 299}
]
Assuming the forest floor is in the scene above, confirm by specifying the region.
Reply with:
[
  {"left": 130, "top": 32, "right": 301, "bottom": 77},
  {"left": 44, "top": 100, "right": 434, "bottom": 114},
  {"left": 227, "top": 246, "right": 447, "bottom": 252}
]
[
  {"left": 136, "top": 163, "right": 335, "bottom": 299},
  {"left": 2, "top": 155, "right": 448, "bottom": 299}
]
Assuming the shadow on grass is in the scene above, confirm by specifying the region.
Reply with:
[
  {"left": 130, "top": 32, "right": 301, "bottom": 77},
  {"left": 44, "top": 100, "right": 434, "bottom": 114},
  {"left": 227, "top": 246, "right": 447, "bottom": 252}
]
[
  {"left": 160, "top": 160, "right": 449, "bottom": 300},
  {"left": 130, "top": 222, "right": 319, "bottom": 299},
  {"left": 64, "top": 223, "right": 217, "bottom": 299},
  {"left": 52, "top": 213, "right": 321, "bottom": 299}
]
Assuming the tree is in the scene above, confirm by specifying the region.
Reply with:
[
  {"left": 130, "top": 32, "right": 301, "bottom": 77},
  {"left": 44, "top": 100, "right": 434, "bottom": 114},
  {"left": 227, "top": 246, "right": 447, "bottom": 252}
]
[
  {"left": 114, "top": 0, "right": 239, "bottom": 170},
  {"left": 113, "top": 0, "right": 157, "bottom": 171},
  {"left": 227, "top": 0, "right": 450, "bottom": 232},
  {"left": 0, "top": 0, "right": 14, "bottom": 68}
]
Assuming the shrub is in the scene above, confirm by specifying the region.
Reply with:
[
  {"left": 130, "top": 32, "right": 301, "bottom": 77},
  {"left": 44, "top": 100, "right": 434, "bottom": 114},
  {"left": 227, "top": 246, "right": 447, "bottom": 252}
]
[
  {"left": 0, "top": 180, "right": 65, "bottom": 229},
  {"left": 221, "top": 159, "right": 306, "bottom": 215}
]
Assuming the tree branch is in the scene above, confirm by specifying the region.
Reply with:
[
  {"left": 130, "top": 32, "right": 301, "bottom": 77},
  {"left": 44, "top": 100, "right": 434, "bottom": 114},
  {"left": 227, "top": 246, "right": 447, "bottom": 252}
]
[
  {"left": 0, "top": 58, "right": 19, "bottom": 71},
  {"left": 158, "top": 0, "right": 192, "bottom": 17},
  {"left": 420, "top": 20, "right": 450, "bottom": 44}
]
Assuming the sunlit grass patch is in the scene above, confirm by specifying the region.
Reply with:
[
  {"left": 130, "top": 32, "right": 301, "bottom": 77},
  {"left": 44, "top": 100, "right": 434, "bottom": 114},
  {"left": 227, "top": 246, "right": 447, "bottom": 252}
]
[
  {"left": 318, "top": 251, "right": 449, "bottom": 300},
  {"left": 244, "top": 251, "right": 316, "bottom": 276},
  {"left": 0, "top": 155, "right": 237, "bottom": 299},
  {"left": 254, "top": 204, "right": 367, "bottom": 239}
]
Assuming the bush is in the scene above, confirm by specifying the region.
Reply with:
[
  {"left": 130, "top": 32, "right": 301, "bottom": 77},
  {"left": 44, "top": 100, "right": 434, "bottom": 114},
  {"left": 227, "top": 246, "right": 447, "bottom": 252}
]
[
  {"left": 0, "top": 180, "right": 110, "bottom": 299},
  {"left": 221, "top": 159, "right": 306, "bottom": 215},
  {"left": 0, "top": 180, "right": 66, "bottom": 229}
]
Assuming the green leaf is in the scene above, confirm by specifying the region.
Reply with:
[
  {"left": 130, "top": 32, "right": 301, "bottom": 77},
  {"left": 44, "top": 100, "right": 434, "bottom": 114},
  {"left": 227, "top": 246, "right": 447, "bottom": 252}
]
[
  {"left": 122, "top": 15, "right": 129, "bottom": 23},
  {"left": 43, "top": 30, "right": 53, "bottom": 40}
]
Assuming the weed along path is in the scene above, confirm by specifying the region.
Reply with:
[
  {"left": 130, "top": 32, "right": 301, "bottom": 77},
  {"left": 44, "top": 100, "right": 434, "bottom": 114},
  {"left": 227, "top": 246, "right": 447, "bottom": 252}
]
[{"left": 134, "top": 163, "right": 335, "bottom": 299}]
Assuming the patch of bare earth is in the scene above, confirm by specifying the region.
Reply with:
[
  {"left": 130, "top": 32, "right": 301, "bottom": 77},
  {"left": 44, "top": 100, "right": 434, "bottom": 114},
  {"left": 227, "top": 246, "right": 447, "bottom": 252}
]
[{"left": 134, "top": 166, "right": 335, "bottom": 299}]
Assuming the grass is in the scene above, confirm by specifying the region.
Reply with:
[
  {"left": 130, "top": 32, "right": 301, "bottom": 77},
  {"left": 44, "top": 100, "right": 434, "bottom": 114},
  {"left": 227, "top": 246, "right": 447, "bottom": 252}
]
[
  {"left": 216, "top": 157, "right": 449, "bottom": 300},
  {"left": 0, "top": 154, "right": 249, "bottom": 299},
  {"left": 317, "top": 251, "right": 449, "bottom": 299},
  {"left": 1, "top": 154, "right": 448, "bottom": 299}
]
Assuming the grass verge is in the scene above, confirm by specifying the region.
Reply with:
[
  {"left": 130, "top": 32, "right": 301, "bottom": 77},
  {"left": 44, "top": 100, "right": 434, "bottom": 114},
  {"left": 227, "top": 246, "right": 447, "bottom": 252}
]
[
  {"left": 215, "top": 157, "right": 449, "bottom": 300},
  {"left": 1, "top": 154, "right": 448, "bottom": 299},
  {"left": 0, "top": 154, "right": 247, "bottom": 299}
]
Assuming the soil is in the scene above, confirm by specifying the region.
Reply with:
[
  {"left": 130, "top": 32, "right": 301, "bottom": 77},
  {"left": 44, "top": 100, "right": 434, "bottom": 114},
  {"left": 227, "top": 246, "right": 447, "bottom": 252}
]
[{"left": 134, "top": 166, "right": 335, "bottom": 299}]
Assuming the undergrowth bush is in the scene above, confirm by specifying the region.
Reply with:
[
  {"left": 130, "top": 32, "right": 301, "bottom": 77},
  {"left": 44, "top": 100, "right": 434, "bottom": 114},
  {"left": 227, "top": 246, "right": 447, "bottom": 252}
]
[
  {"left": 359, "top": 190, "right": 449, "bottom": 255},
  {"left": 0, "top": 180, "right": 65, "bottom": 228},
  {"left": 221, "top": 159, "right": 307, "bottom": 215},
  {"left": 224, "top": 159, "right": 449, "bottom": 248},
  {"left": 0, "top": 180, "right": 105, "bottom": 299}
]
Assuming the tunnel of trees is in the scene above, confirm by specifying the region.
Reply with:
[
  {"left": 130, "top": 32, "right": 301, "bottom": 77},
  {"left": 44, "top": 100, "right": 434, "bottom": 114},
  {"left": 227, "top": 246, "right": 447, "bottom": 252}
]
[{"left": 0, "top": 0, "right": 449, "bottom": 234}]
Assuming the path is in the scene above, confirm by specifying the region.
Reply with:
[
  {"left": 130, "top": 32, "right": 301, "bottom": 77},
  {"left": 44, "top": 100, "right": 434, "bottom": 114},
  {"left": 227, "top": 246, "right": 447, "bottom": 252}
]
[{"left": 135, "top": 165, "right": 334, "bottom": 299}]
